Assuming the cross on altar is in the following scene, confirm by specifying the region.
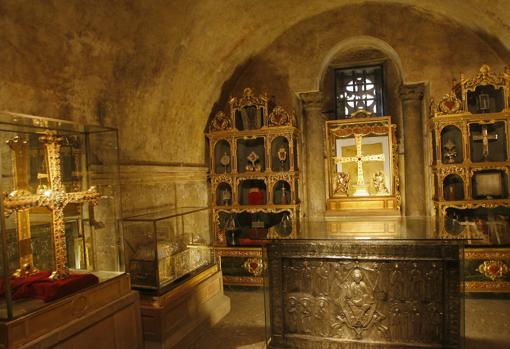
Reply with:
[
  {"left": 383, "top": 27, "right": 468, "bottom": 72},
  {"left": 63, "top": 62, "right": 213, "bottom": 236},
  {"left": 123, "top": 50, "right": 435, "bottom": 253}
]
[
  {"left": 334, "top": 134, "right": 385, "bottom": 196},
  {"left": 472, "top": 125, "right": 498, "bottom": 160},
  {"left": 3, "top": 134, "right": 100, "bottom": 280}
]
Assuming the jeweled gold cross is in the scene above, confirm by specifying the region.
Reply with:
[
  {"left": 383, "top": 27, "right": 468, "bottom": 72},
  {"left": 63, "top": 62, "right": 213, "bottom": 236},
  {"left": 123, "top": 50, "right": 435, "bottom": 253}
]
[
  {"left": 3, "top": 134, "right": 100, "bottom": 280},
  {"left": 334, "top": 134, "right": 385, "bottom": 187},
  {"left": 6, "top": 136, "right": 39, "bottom": 277}
]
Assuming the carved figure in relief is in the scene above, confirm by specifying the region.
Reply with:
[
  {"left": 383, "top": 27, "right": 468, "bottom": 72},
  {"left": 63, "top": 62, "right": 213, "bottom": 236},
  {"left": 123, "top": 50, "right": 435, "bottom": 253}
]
[
  {"left": 410, "top": 263, "right": 425, "bottom": 301},
  {"left": 425, "top": 302, "right": 442, "bottom": 341},
  {"left": 286, "top": 296, "right": 300, "bottom": 333},
  {"left": 334, "top": 172, "right": 350, "bottom": 196},
  {"left": 313, "top": 297, "right": 331, "bottom": 337},
  {"left": 340, "top": 268, "right": 376, "bottom": 338},
  {"left": 286, "top": 264, "right": 301, "bottom": 292},
  {"left": 302, "top": 261, "right": 313, "bottom": 293},
  {"left": 388, "top": 302, "right": 403, "bottom": 341},
  {"left": 372, "top": 171, "right": 389, "bottom": 195},
  {"left": 299, "top": 297, "right": 314, "bottom": 334},
  {"left": 313, "top": 261, "right": 329, "bottom": 296},
  {"left": 389, "top": 263, "right": 405, "bottom": 301},
  {"left": 442, "top": 139, "right": 457, "bottom": 163},
  {"left": 409, "top": 302, "right": 423, "bottom": 340},
  {"left": 426, "top": 263, "right": 441, "bottom": 302}
]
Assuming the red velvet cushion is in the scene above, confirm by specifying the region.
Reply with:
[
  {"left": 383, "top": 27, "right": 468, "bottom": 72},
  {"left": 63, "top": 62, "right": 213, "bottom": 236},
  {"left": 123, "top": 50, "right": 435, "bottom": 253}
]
[
  {"left": 248, "top": 191, "right": 264, "bottom": 205},
  {"left": 0, "top": 271, "right": 99, "bottom": 302}
]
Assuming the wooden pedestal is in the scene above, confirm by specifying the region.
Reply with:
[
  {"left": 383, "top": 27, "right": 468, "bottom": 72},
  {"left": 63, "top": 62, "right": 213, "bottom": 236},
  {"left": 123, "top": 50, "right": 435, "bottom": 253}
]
[
  {"left": 141, "top": 264, "right": 230, "bottom": 349},
  {"left": 0, "top": 273, "right": 143, "bottom": 349}
]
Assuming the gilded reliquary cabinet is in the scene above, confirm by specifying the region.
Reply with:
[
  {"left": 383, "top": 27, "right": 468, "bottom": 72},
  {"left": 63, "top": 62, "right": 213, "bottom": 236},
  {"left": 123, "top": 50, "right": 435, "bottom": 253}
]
[
  {"left": 430, "top": 64, "right": 510, "bottom": 292},
  {"left": 206, "top": 88, "right": 300, "bottom": 286},
  {"left": 326, "top": 111, "right": 400, "bottom": 215},
  {"left": 0, "top": 112, "right": 125, "bottom": 323}
]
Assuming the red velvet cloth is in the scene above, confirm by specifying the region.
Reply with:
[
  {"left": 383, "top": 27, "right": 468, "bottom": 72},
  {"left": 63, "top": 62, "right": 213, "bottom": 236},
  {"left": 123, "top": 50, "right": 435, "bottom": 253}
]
[
  {"left": 248, "top": 191, "right": 264, "bottom": 205},
  {"left": 0, "top": 271, "right": 99, "bottom": 302}
]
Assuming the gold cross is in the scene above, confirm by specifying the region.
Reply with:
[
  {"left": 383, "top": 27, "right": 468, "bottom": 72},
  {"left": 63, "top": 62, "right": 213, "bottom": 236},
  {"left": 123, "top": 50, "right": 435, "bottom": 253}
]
[
  {"left": 472, "top": 125, "right": 498, "bottom": 160},
  {"left": 3, "top": 134, "right": 100, "bottom": 280},
  {"left": 6, "top": 136, "right": 39, "bottom": 277},
  {"left": 334, "top": 134, "right": 385, "bottom": 195}
]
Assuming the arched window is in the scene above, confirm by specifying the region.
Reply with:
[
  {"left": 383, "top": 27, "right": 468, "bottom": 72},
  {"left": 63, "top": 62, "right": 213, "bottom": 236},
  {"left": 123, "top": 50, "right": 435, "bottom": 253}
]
[{"left": 335, "top": 65, "right": 384, "bottom": 118}]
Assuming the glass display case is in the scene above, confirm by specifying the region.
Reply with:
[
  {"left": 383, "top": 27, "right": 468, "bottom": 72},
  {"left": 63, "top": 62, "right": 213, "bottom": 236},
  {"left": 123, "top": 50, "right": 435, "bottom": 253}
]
[
  {"left": 0, "top": 111, "right": 124, "bottom": 321},
  {"left": 123, "top": 207, "right": 214, "bottom": 293}
]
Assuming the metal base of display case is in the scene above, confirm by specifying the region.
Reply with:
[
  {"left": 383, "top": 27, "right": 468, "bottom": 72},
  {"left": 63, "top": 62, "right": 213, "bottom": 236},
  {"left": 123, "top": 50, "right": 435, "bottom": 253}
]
[
  {"left": 140, "top": 263, "right": 230, "bottom": 349},
  {"left": 0, "top": 273, "right": 142, "bottom": 349}
]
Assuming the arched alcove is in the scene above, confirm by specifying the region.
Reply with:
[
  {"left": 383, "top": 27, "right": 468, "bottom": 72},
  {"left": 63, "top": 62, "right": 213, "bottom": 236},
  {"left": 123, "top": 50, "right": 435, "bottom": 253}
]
[{"left": 319, "top": 36, "right": 404, "bottom": 129}]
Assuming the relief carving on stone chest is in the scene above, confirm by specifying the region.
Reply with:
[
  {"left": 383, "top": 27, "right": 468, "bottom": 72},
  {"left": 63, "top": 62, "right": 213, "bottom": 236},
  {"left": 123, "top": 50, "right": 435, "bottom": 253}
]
[{"left": 282, "top": 259, "right": 445, "bottom": 345}]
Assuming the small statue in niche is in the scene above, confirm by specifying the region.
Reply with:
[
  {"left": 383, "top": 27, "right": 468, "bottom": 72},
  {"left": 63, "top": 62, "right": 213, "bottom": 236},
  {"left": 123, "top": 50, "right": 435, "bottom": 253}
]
[
  {"left": 443, "top": 139, "right": 457, "bottom": 163},
  {"left": 245, "top": 151, "right": 261, "bottom": 171},
  {"left": 372, "top": 171, "right": 389, "bottom": 195},
  {"left": 220, "top": 151, "right": 230, "bottom": 173},
  {"left": 221, "top": 188, "right": 231, "bottom": 206},
  {"left": 334, "top": 172, "right": 350, "bottom": 196},
  {"left": 279, "top": 185, "right": 289, "bottom": 204}
]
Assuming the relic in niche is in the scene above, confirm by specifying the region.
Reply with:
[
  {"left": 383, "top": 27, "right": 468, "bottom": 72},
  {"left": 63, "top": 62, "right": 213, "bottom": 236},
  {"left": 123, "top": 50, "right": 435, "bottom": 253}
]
[
  {"left": 442, "top": 139, "right": 457, "bottom": 163},
  {"left": 472, "top": 125, "right": 498, "bottom": 160},
  {"left": 248, "top": 187, "right": 264, "bottom": 205},
  {"left": 372, "top": 171, "right": 389, "bottom": 195},
  {"left": 221, "top": 188, "right": 231, "bottom": 206},
  {"left": 220, "top": 151, "right": 230, "bottom": 173},
  {"left": 277, "top": 146, "right": 287, "bottom": 171},
  {"left": 279, "top": 185, "right": 289, "bottom": 204},
  {"left": 224, "top": 214, "right": 239, "bottom": 246},
  {"left": 246, "top": 151, "right": 261, "bottom": 171},
  {"left": 275, "top": 213, "right": 292, "bottom": 237},
  {"left": 479, "top": 93, "right": 490, "bottom": 112},
  {"left": 334, "top": 172, "right": 350, "bottom": 196}
]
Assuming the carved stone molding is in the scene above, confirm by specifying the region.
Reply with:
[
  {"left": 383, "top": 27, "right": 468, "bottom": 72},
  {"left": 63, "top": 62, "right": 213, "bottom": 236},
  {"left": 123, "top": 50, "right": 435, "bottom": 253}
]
[
  {"left": 300, "top": 91, "right": 324, "bottom": 110},
  {"left": 118, "top": 164, "right": 208, "bottom": 184},
  {"left": 399, "top": 83, "right": 425, "bottom": 101}
]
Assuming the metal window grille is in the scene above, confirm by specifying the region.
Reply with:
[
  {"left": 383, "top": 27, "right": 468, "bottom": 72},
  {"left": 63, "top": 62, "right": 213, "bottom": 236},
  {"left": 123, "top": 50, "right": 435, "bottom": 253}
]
[{"left": 335, "top": 65, "right": 384, "bottom": 119}]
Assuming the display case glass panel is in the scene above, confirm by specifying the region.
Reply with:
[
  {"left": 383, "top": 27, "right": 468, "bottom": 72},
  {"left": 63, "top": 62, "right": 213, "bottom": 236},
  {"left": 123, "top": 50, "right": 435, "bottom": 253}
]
[
  {"left": 123, "top": 207, "right": 214, "bottom": 293},
  {"left": 0, "top": 111, "right": 123, "bottom": 321}
]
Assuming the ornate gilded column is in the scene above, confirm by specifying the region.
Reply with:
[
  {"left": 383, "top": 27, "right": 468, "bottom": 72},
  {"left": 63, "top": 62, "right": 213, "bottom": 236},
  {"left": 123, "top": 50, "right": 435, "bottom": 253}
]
[
  {"left": 400, "top": 83, "right": 426, "bottom": 217},
  {"left": 300, "top": 92, "right": 326, "bottom": 220}
]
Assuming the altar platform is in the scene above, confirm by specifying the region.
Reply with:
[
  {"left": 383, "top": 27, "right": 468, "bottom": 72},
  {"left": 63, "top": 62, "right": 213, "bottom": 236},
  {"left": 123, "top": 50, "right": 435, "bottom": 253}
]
[{"left": 263, "top": 217, "right": 465, "bottom": 349}]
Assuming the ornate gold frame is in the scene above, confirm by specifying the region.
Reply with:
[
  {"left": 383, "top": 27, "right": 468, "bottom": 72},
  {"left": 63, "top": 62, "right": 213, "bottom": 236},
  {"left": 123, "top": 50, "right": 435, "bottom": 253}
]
[{"left": 325, "top": 114, "right": 400, "bottom": 214}]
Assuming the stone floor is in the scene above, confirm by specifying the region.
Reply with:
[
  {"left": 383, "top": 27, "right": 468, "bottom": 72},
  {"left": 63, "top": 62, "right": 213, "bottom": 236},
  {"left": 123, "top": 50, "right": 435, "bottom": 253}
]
[{"left": 192, "top": 288, "right": 510, "bottom": 349}]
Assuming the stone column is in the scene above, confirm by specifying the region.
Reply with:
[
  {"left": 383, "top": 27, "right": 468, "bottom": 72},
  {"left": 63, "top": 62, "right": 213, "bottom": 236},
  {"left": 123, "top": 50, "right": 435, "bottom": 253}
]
[
  {"left": 400, "top": 83, "right": 426, "bottom": 217},
  {"left": 300, "top": 92, "right": 326, "bottom": 220}
]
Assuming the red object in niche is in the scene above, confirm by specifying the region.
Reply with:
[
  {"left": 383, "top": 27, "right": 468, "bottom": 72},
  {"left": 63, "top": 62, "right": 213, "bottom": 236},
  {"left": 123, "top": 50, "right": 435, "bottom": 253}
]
[
  {"left": 248, "top": 190, "right": 264, "bottom": 205},
  {"left": 0, "top": 271, "right": 99, "bottom": 302}
]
